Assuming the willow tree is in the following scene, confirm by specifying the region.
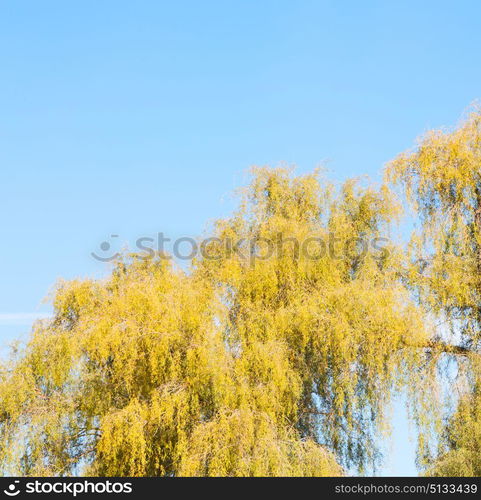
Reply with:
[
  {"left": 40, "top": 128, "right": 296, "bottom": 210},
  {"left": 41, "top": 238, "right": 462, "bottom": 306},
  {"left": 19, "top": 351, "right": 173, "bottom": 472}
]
[
  {"left": 0, "top": 166, "right": 431, "bottom": 476},
  {"left": 387, "top": 108, "right": 481, "bottom": 476}
]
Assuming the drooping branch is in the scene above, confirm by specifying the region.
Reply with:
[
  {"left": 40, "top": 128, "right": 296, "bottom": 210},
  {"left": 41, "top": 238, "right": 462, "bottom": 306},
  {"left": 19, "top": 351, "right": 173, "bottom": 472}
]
[
  {"left": 403, "top": 338, "right": 478, "bottom": 358},
  {"left": 427, "top": 340, "right": 475, "bottom": 357}
]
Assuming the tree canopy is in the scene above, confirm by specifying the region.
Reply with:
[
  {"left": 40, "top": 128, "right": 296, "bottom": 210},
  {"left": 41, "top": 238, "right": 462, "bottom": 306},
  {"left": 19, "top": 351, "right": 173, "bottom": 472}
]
[
  {"left": 387, "top": 108, "right": 481, "bottom": 476},
  {"left": 2, "top": 110, "right": 481, "bottom": 476}
]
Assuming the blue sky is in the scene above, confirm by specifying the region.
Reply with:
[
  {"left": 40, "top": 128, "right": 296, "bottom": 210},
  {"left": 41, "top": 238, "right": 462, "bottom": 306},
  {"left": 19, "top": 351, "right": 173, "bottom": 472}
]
[{"left": 1, "top": 0, "right": 480, "bottom": 475}]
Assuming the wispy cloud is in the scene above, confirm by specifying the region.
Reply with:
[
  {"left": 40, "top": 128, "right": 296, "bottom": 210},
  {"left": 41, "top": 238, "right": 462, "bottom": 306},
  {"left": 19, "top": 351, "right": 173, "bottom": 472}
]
[{"left": 0, "top": 313, "right": 52, "bottom": 326}]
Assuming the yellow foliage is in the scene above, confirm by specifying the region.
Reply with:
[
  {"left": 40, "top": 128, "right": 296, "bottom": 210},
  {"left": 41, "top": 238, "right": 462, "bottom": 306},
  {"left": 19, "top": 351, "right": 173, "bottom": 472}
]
[
  {"left": 387, "top": 108, "right": 481, "bottom": 476},
  {"left": 428, "top": 387, "right": 481, "bottom": 477},
  {"left": 386, "top": 108, "right": 481, "bottom": 344},
  {"left": 0, "top": 168, "right": 430, "bottom": 476},
  {"left": 4, "top": 109, "right": 481, "bottom": 476}
]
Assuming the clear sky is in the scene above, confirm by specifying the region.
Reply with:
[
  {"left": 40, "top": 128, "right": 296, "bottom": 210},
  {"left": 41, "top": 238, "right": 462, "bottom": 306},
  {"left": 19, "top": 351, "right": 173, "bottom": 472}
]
[{"left": 1, "top": 0, "right": 480, "bottom": 476}]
